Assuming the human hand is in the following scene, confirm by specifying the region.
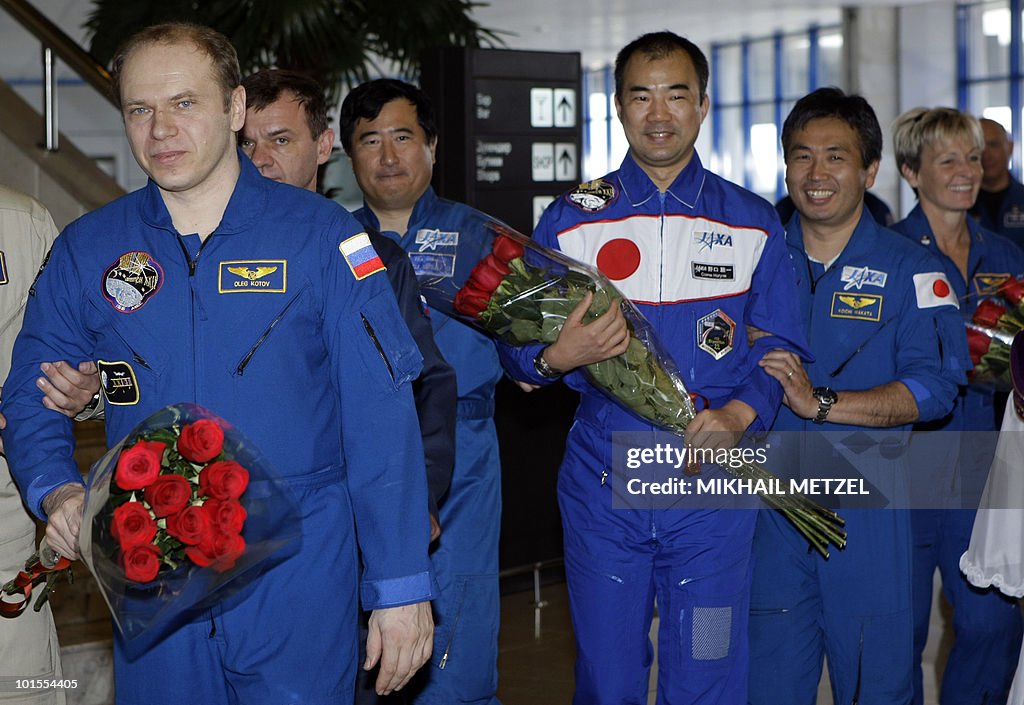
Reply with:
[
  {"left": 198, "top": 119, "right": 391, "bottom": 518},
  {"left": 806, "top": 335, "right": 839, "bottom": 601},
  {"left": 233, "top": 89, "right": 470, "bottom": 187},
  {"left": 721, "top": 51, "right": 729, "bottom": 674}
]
[
  {"left": 40, "top": 483, "right": 85, "bottom": 560},
  {"left": 544, "top": 291, "right": 630, "bottom": 372},
  {"left": 686, "top": 400, "right": 757, "bottom": 454},
  {"left": 365, "top": 601, "right": 434, "bottom": 695},
  {"left": 37, "top": 361, "right": 101, "bottom": 418},
  {"left": 758, "top": 349, "right": 815, "bottom": 418}
]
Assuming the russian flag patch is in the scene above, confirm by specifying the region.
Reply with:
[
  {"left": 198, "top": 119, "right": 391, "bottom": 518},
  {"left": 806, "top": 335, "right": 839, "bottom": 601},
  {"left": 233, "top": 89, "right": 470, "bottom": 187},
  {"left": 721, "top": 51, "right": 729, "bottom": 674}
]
[{"left": 339, "top": 233, "right": 386, "bottom": 280}]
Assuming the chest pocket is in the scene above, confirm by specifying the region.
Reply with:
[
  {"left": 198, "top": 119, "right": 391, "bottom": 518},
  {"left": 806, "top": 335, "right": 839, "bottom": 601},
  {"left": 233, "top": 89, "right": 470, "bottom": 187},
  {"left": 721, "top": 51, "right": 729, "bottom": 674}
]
[
  {"left": 85, "top": 297, "right": 169, "bottom": 380},
  {"left": 230, "top": 283, "right": 312, "bottom": 377}
]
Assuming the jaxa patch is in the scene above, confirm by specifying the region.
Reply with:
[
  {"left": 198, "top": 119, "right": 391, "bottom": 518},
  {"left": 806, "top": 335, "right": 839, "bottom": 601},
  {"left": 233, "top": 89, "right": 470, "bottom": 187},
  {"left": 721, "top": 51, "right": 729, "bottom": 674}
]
[
  {"left": 567, "top": 179, "right": 616, "bottom": 213},
  {"left": 697, "top": 309, "right": 736, "bottom": 360},
  {"left": 218, "top": 260, "right": 286, "bottom": 293},
  {"left": 339, "top": 233, "right": 385, "bottom": 280},
  {"left": 840, "top": 265, "right": 888, "bottom": 291},
  {"left": 97, "top": 360, "right": 139, "bottom": 405},
  {"left": 694, "top": 230, "right": 733, "bottom": 252},
  {"left": 974, "top": 273, "right": 1010, "bottom": 297},
  {"left": 0, "top": 251, "right": 7, "bottom": 285},
  {"left": 831, "top": 292, "right": 883, "bottom": 321},
  {"left": 415, "top": 229, "right": 459, "bottom": 251},
  {"left": 103, "top": 251, "right": 163, "bottom": 313}
]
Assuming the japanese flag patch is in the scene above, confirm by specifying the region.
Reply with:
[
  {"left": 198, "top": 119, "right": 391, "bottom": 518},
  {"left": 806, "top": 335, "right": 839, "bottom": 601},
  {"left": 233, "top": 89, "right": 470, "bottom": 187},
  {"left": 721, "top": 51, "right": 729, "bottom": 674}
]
[
  {"left": 913, "top": 272, "right": 959, "bottom": 309},
  {"left": 339, "top": 233, "right": 385, "bottom": 280}
]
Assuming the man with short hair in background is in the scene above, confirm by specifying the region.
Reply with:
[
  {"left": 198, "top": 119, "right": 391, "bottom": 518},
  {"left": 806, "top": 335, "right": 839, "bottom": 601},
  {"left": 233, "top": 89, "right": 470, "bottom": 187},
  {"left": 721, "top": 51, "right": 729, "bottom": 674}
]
[
  {"left": 340, "top": 78, "right": 504, "bottom": 705},
  {"left": 240, "top": 68, "right": 456, "bottom": 543},
  {"left": 970, "top": 117, "right": 1024, "bottom": 247}
]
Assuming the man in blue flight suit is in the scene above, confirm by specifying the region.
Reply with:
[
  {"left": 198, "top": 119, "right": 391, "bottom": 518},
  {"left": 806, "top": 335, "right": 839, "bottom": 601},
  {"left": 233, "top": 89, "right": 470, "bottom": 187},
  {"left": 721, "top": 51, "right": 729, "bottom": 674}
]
[
  {"left": 970, "top": 118, "right": 1024, "bottom": 248},
  {"left": 1, "top": 23, "right": 434, "bottom": 705},
  {"left": 339, "top": 79, "right": 503, "bottom": 705},
  {"left": 499, "top": 31, "right": 809, "bottom": 705},
  {"left": 239, "top": 68, "right": 457, "bottom": 541},
  {"left": 748, "top": 88, "right": 967, "bottom": 705}
]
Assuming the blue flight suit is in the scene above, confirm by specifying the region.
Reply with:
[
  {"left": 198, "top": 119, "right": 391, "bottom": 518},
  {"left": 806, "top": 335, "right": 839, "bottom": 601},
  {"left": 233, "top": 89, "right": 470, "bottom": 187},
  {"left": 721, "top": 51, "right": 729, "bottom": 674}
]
[
  {"left": 354, "top": 187, "right": 503, "bottom": 705},
  {"left": 749, "top": 211, "right": 967, "bottom": 705},
  {"left": 893, "top": 205, "right": 1024, "bottom": 705},
  {"left": 1, "top": 156, "right": 435, "bottom": 705},
  {"left": 970, "top": 175, "right": 1024, "bottom": 249},
  {"left": 500, "top": 152, "right": 809, "bottom": 705}
]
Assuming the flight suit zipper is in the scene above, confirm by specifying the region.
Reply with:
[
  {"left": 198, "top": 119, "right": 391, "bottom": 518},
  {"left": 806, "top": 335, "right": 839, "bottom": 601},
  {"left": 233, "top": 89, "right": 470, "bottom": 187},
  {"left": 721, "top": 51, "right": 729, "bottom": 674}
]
[{"left": 235, "top": 293, "right": 303, "bottom": 376}]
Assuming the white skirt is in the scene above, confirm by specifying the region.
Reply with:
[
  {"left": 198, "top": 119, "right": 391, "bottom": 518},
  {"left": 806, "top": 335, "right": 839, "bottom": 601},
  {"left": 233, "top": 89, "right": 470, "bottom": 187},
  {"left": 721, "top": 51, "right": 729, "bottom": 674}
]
[{"left": 960, "top": 399, "right": 1024, "bottom": 704}]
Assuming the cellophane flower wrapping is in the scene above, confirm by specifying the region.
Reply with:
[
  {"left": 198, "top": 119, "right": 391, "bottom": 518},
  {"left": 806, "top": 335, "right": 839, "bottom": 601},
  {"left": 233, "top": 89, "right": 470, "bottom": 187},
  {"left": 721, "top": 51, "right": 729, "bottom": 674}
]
[
  {"left": 964, "top": 275, "right": 1024, "bottom": 389},
  {"left": 79, "top": 403, "right": 301, "bottom": 644},
  {"left": 416, "top": 213, "right": 845, "bottom": 557},
  {"left": 422, "top": 216, "right": 697, "bottom": 432}
]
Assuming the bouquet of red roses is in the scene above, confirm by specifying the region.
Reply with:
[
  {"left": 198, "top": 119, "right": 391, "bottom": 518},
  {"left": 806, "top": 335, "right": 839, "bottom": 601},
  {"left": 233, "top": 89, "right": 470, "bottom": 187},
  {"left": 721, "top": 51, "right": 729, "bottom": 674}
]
[
  {"left": 964, "top": 276, "right": 1024, "bottom": 388},
  {"left": 416, "top": 216, "right": 845, "bottom": 557},
  {"left": 78, "top": 403, "right": 300, "bottom": 643}
]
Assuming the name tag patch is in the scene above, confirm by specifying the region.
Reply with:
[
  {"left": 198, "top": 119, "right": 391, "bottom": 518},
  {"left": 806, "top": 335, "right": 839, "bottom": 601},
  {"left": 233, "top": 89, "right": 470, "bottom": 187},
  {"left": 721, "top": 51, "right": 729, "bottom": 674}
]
[
  {"left": 692, "top": 262, "right": 734, "bottom": 281},
  {"left": 974, "top": 273, "right": 1010, "bottom": 297},
  {"left": 409, "top": 252, "right": 457, "bottom": 278},
  {"left": 831, "top": 293, "right": 883, "bottom": 321},
  {"left": 98, "top": 360, "right": 139, "bottom": 405},
  {"left": 218, "top": 260, "right": 286, "bottom": 293}
]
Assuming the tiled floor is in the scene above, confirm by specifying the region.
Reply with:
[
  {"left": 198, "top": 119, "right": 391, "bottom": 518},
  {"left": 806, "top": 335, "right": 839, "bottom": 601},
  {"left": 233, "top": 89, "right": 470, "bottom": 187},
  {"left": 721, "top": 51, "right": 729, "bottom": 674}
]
[{"left": 495, "top": 572, "right": 954, "bottom": 705}]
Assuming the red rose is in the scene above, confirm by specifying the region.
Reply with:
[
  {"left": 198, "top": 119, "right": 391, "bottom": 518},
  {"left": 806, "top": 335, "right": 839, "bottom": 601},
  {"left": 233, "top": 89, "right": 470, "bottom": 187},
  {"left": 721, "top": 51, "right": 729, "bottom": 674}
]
[
  {"left": 453, "top": 284, "right": 492, "bottom": 317},
  {"left": 967, "top": 328, "right": 994, "bottom": 365},
  {"left": 165, "top": 505, "right": 213, "bottom": 546},
  {"left": 202, "top": 499, "right": 247, "bottom": 534},
  {"left": 973, "top": 299, "right": 1008, "bottom": 329},
  {"left": 110, "top": 501, "right": 157, "bottom": 550},
  {"left": 1000, "top": 276, "right": 1024, "bottom": 307},
  {"left": 482, "top": 254, "right": 511, "bottom": 276},
  {"left": 467, "top": 258, "right": 507, "bottom": 293},
  {"left": 185, "top": 531, "right": 246, "bottom": 572},
  {"left": 122, "top": 543, "right": 163, "bottom": 583},
  {"left": 114, "top": 443, "right": 163, "bottom": 490},
  {"left": 177, "top": 420, "right": 225, "bottom": 463},
  {"left": 199, "top": 461, "right": 249, "bottom": 501},
  {"left": 492, "top": 234, "right": 525, "bottom": 264},
  {"left": 143, "top": 474, "right": 192, "bottom": 517}
]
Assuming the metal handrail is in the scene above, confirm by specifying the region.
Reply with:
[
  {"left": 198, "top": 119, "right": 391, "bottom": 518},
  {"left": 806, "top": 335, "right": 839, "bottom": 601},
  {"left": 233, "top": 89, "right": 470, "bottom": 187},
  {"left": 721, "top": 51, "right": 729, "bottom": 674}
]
[{"left": 0, "top": 0, "right": 116, "bottom": 150}]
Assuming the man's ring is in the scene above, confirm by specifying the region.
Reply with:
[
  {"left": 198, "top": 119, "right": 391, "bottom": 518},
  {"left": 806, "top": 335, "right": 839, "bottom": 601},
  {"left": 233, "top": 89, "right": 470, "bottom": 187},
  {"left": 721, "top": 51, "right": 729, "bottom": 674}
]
[{"left": 787, "top": 370, "right": 794, "bottom": 379}]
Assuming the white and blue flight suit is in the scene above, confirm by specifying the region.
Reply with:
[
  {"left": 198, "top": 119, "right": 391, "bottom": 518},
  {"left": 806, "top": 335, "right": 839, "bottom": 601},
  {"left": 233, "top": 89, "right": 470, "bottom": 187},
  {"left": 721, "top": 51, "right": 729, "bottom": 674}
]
[
  {"left": 893, "top": 205, "right": 1024, "bottom": 705},
  {"left": 354, "top": 187, "right": 503, "bottom": 705},
  {"left": 500, "top": 152, "right": 810, "bottom": 705},
  {"left": 748, "top": 210, "right": 968, "bottom": 705},
  {"left": 1, "top": 156, "right": 435, "bottom": 705}
]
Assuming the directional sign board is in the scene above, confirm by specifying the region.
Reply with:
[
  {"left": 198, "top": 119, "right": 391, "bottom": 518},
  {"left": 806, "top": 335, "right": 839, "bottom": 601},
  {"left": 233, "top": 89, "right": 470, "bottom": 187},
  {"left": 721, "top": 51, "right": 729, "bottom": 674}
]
[{"left": 422, "top": 48, "right": 582, "bottom": 234}]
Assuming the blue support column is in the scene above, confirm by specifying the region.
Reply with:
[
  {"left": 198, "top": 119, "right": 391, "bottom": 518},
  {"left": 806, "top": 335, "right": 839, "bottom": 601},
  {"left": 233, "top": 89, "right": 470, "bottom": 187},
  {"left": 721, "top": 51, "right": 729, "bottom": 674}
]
[
  {"left": 774, "top": 32, "right": 785, "bottom": 201},
  {"left": 742, "top": 39, "right": 753, "bottom": 190}
]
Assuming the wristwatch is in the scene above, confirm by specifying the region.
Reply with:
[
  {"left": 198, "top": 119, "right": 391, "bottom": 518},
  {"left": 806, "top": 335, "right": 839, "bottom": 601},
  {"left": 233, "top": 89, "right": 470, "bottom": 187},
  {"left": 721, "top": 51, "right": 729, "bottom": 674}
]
[
  {"left": 811, "top": 387, "right": 838, "bottom": 424},
  {"left": 533, "top": 348, "right": 562, "bottom": 379}
]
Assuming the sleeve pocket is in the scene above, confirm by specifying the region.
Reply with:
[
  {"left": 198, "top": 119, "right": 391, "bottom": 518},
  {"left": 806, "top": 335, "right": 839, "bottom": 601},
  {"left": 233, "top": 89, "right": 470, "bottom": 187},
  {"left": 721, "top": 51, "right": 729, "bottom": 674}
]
[{"left": 359, "top": 289, "right": 424, "bottom": 390}]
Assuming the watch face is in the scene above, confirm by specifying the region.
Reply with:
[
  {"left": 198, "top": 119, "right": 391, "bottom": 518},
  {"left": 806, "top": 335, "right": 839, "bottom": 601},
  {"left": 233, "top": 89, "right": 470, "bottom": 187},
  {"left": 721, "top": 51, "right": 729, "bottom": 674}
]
[{"left": 813, "top": 387, "right": 837, "bottom": 404}]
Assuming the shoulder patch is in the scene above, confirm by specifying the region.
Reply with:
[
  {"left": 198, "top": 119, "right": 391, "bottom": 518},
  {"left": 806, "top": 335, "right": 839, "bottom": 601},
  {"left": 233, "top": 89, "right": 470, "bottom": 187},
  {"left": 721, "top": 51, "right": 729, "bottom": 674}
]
[
  {"left": 913, "top": 272, "right": 959, "bottom": 309},
  {"left": 339, "top": 233, "right": 386, "bottom": 280},
  {"left": 103, "top": 251, "right": 163, "bottom": 313},
  {"left": 0, "top": 251, "right": 8, "bottom": 285},
  {"left": 566, "top": 179, "right": 617, "bottom": 213}
]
